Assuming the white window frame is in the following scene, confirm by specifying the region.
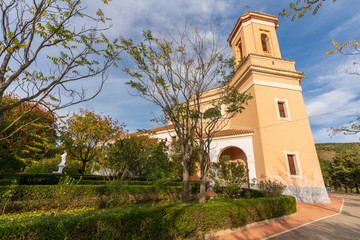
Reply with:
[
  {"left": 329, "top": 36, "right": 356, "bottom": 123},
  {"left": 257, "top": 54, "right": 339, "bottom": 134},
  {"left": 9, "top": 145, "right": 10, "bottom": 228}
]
[
  {"left": 274, "top": 98, "right": 291, "bottom": 121},
  {"left": 284, "top": 151, "right": 302, "bottom": 179}
]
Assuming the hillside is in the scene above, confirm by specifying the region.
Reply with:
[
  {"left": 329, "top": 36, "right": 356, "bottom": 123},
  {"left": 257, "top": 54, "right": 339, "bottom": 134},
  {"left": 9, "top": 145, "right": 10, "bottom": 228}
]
[{"left": 315, "top": 143, "right": 360, "bottom": 161}]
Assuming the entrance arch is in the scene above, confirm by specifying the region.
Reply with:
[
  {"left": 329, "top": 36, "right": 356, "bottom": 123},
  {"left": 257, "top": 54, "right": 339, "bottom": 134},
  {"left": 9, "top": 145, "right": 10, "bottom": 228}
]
[
  {"left": 218, "top": 146, "right": 248, "bottom": 166},
  {"left": 218, "top": 146, "right": 249, "bottom": 180}
]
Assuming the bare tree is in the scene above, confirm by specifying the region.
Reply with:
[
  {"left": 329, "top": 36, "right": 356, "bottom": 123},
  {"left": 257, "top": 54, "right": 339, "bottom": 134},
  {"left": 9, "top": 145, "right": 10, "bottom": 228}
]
[
  {"left": 0, "top": 0, "right": 122, "bottom": 141},
  {"left": 121, "top": 24, "right": 251, "bottom": 203}
]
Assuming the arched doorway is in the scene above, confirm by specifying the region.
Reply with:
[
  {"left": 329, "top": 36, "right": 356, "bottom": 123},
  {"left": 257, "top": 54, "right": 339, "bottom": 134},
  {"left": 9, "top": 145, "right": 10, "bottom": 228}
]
[{"left": 218, "top": 146, "right": 249, "bottom": 180}]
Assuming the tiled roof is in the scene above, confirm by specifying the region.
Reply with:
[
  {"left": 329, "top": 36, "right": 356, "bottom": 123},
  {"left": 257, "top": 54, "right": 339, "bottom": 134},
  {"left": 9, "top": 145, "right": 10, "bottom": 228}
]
[
  {"left": 212, "top": 129, "right": 253, "bottom": 138},
  {"left": 119, "top": 125, "right": 174, "bottom": 138},
  {"left": 120, "top": 127, "right": 253, "bottom": 139}
]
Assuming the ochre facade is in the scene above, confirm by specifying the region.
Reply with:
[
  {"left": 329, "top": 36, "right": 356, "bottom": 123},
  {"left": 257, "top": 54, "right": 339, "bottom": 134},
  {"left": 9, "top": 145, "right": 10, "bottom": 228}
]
[{"left": 128, "top": 11, "right": 330, "bottom": 203}]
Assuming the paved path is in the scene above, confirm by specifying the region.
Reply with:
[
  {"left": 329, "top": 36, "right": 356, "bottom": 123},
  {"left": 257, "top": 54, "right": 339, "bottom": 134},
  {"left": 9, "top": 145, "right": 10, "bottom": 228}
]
[
  {"left": 208, "top": 194, "right": 346, "bottom": 240},
  {"left": 268, "top": 193, "right": 360, "bottom": 240}
]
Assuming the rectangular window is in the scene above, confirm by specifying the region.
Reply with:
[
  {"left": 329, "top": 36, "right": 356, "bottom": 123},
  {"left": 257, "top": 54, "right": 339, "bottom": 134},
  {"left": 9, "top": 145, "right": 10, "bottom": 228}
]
[
  {"left": 278, "top": 102, "right": 286, "bottom": 118},
  {"left": 287, "top": 154, "right": 297, "bottom": 176},
  {"left": 275, "top": 98, "right": 291, "bottom": 121},
  {"left": 171, "top": 136, "right": 177, "bottom": 143}
]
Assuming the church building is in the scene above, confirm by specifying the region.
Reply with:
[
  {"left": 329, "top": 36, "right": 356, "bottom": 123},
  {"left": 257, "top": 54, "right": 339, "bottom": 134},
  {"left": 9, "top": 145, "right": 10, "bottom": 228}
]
[{"left": 126, "top": 11, "right": 330, "bottom": 204}]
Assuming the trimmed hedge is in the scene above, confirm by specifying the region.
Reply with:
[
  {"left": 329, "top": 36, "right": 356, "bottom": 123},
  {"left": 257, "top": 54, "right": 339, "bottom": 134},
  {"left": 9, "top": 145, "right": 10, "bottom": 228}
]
[
  {"left": 0, "top": 196, "right": 296, "bottom": 239},
  {"left": 14, "top": 173, "right": 106, "bottom": 185},
  {"left": 0, "top": 185, "right": 183, "bottom": 214}
]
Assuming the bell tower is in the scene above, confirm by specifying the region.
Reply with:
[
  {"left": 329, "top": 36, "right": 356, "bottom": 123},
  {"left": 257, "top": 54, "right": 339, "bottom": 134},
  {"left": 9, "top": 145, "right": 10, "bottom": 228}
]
[
  {"left": 228, "top": 11, "right": 282, "bottom": 64},
  {"left": 226, "top": 11, "right": 330, "bottom": 203}
]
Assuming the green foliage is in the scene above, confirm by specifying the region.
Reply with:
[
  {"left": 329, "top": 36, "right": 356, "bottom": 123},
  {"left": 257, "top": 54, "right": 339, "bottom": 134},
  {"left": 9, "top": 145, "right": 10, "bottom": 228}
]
[
  {"left": 258, "top": 179, "right": 286, "bottom": 197},
  {"left": 331, "top": 115, "right": 360, "bottom": 136},
  {"left": 212, "top": 156, "right": 248, "bottom": 199},
  {"left": 280, "top": 0, "right": 337, "bottom": 21},
  {"left": 1, "top": 179, "right": 18, "bottom": 215},
  {"left": 0, "top": 196, "right": 296, "bottom": 239},
  {"left": 315, "top": 143, "right": 360, "bottom": 193},
  {"left": 0, "top": 184, "right": 185, "bottom": 214},
  {"left": 60, "top": 108, "right": 125, "bottom": 176},
  {"left": 100, "top": 135, "right": 170, "bottom": 181},
  {"left": 0, "top": 0, "right": 122, "bottom": 147},
  {"left": 0, "top": 95, "right": 57, "bottom": 166},
  {"left": 25, "top": 155, "right": 61, "bottom": 173}
]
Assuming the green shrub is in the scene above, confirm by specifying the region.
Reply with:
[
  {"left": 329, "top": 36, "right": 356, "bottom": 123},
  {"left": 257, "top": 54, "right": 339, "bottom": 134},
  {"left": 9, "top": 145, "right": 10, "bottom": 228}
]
[
  {"left": 17, "top": 173, "right": 64, "bottom": 185},
  {"left": 0, "top": 196, "right": 296, "bottom": 239},
  {"left": 211, "top": 155, "right": 248, "bottom": 199},
  {"left": 0, "top": 184, "right": 183, "bottom": 214},
  {"left": 24, "top": 155, "right": 60, "bottom": 174},
  {"left": 259, "top": 179, "right": 286, "bottom": 197}
]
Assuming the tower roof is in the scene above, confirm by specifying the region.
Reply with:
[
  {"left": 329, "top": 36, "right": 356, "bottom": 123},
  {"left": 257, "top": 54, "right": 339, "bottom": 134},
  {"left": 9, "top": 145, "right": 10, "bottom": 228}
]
[{"left": 227, "top": 11, "right": 279, "bottom": 46}]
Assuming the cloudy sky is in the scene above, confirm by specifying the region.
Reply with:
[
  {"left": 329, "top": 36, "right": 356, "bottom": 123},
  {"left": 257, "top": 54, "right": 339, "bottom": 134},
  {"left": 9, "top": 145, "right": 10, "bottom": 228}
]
[{"left": 69, "top": 0, "right": 360, "bottom": 143}]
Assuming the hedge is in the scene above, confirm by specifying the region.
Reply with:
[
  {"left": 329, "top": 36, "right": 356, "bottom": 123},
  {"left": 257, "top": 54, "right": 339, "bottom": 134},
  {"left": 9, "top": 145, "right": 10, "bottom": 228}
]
[
  {"left": 0, "top": 185, "right": 183, "bottom": 214},
  {"left": 0, "top": 196, "right": 296, "bottom": 239}
]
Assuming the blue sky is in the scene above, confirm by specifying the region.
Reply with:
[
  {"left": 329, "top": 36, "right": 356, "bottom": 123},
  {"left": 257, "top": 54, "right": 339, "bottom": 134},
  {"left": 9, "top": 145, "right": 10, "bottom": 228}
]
[{"left": 66, "top": 0, "right": 360, "bottom": 143}]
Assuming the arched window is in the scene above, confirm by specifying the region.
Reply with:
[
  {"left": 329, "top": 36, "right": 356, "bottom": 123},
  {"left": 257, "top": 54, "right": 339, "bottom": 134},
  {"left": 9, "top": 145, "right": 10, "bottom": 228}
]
[
  {"left": 203, "top": 107, "right": 221, "bottom": 119},
  {"left": 261, "top": 34, "right": 270, "bottom": 54},
  {"left": 236, "top": 39, "right": 243, "bottom": 60}
]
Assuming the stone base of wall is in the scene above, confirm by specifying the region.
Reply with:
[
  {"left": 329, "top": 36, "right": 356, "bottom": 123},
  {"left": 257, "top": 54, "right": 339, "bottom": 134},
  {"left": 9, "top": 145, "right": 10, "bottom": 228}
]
[{"left": 283, "top": 185, "right": 331, "bottom": 204}]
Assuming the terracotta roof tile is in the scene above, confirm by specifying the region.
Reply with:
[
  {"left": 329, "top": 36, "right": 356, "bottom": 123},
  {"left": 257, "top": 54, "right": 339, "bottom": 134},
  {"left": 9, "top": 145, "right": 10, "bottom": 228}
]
[
  {"left": 211, "top": 129, "right": 253, "bottom": 138},
  {"left": 120, "top": 126, "right": 252, "bottom": 139}
]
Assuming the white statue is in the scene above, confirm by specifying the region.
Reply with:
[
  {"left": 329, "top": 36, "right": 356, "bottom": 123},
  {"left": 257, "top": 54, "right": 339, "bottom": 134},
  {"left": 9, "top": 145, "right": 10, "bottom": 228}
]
[
  {"left": 53, "top": 151, "right": 67, "bottom": 174},
  {"left": 60, "top": 151, "right": 67, "bottom": 165}
]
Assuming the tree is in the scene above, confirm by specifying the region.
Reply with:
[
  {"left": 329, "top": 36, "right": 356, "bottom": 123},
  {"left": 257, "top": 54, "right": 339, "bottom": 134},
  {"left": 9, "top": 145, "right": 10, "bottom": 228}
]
[
  {"left": 0, "top": 94, "right": 57, "bottom": 168},
  {"left": 0, "top": 0, "right": 122, "bottom": 142},
  {"left": 331, "top": 115, "right": 360, "bottom": 136},
  {"left": 280, "top": 0, "right": 337, "bottom": 21},
  {"left": 121, "top": 25, "right": 250, "bottom": 203},
  {"left": 60, "top": 108, "right": 124, "bottom": 176},
  {"left": 99, "top": 135, "right": 169, "bottom": 181},
  {"left": 331, "top": 151, "right": 359, "bottom": 193},
  {"left": 194, "top": 77, "right": 251, "bottom": 202}
]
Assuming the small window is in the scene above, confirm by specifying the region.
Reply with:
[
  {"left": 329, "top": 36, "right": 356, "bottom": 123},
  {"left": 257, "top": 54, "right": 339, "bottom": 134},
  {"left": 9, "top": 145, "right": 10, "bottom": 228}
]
[
  {"left": 284, "top": 151, "right": 301, "bottom": 178},
  {"left": 261, "top": 34, "right": 270, "bottom": 54},
  {"left": 287, "top": 154, "right": 297, "bottom": 176},
  {"left": 278, "top": 102, "right": 286, "bottom": 118},
  {"left": 171, "top": 136, "right": 176, "bottom": 143},
  {"left": 275, "top": 98, "right": 291, "bottom": 121},
  {"left": 236, "top": 40, "right": 243, "bottom": 60}
]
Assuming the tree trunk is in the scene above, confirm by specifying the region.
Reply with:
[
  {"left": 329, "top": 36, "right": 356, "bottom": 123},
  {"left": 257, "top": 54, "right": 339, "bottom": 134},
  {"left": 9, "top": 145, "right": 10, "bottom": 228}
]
[
  {"left": 344, "top": 184, "right": 348, "bottom": 193},
  {"left": 356, "top": 184, "right": 359, "bottom": 194},
  {"left": 182, "top": 159, "right": 190, "bottom": 203},
  {"left": 80, "top": 160, "right": 87, "bottom": 178},
  {"left": 199, "top": 151, "right": 207, "bottom": 203},
  {"left": 182, "top": 148, "right": 190, "bottom": 203}
]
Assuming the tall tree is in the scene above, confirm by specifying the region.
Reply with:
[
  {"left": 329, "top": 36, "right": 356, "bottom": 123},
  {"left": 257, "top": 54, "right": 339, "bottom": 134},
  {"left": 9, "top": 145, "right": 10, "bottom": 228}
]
[
  {"left": 0, "top": 0, "right": 122, "bottom": 142},
  {"left": 60, "top": 108, "right": 124, "bottom": 176},
  {"left": 121, "top": 24, "right": 250, "bottom": 203}
]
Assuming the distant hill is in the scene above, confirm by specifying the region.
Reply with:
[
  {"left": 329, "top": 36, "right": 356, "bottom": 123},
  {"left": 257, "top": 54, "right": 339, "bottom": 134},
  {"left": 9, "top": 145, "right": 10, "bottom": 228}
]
[{"left": 315, "top": 143, "right": 360, "bottom": 161}]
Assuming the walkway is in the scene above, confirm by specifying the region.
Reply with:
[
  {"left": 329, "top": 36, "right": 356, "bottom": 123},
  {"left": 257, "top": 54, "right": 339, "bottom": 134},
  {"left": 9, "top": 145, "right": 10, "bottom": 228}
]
[{"left": 208, "top": 194, "right": 345, "bottom": 240}]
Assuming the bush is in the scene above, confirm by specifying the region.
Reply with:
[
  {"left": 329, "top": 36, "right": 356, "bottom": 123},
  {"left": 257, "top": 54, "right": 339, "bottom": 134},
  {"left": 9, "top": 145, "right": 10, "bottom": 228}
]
[
  {"left": 258, "top": 179, "right": 286, "bottom": 197},
  {"left": 0, "top": 196, "right": 296, "bottom": 239},
  {"left": 17, "top": 173, "right": 64, "bottom": 185},
  {"left": 211, "top": 155, "right": 248, "bottom": 199},
  {"left": 24, "top": 155, "right": 60, "bottom": 174},
  {"left": 0, "top": 184, "right": 183, "bottom": 214}
]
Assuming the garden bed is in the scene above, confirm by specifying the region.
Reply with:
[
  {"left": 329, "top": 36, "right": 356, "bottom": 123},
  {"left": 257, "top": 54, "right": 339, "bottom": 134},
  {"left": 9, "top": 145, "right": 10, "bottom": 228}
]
[{"left": 0, "top": 195, "right": 296, "bottom": 240}]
